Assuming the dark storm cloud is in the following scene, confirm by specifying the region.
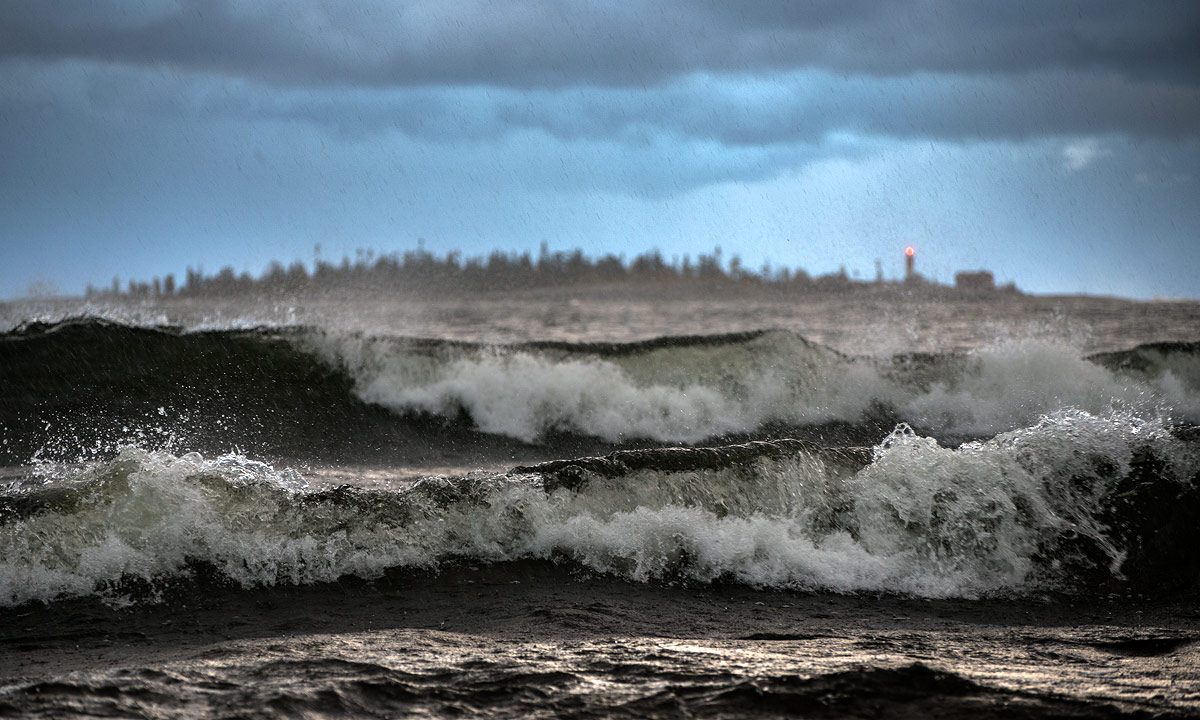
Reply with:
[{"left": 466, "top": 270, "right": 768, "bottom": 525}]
[
  {"left": 3, "top": 0, "right": 1198, "bottom": 88},
  {"left": 5, "top": 0, "right": 1197, "bottom": 147},
  {"left": 13, "top": 60, "right": 1193, "bottom": 147},
  {"left": 701, "top": 1, "right": 1200, "bottom": 81},
  {"left": 490, "top": 72, "right": 1200, "bottom": 144}
]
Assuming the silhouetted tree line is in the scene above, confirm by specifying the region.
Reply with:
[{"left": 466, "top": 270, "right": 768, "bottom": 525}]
[{"left": 87, "top": 243, "right": 1014, "bottom": 299}]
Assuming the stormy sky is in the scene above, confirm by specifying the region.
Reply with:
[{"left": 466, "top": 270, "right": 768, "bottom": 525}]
[{"left": 2, "top": 1, "right": 1198, "bottom": 299}]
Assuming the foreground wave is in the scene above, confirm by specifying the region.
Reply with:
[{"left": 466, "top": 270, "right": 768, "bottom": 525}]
[
  {"left": 2, "top": 658, "right": 1138, "bottom": 720},
  {"left": 3, "top": 319, "right": 1199, "bottom": 460},
  {"left": 3, "top": 410, "right": 1197, "bottom": 606}
]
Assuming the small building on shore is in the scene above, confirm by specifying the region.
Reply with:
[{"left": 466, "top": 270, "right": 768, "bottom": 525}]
[{"left": 955, "top": 270, "right": 995, "bottom": 292}]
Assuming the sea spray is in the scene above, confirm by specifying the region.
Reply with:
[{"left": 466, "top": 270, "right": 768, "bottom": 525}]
[
  {"left": 7, "top": 321, "right": 1200, "bottom": 455},
  {"left": 312, "top": 329, "right": 1199, "bottom": 442},
  {"left": 3, "top": 411, "right": 1193, "bottom": 606}
]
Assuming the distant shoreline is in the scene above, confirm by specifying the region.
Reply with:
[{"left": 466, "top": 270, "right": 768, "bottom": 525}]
[
  {"left": 70, "top": 245, "right": 1032, "bottom": 303},
  {"left": 12, "top": 271, "right": 1200, "bottom": 305}
]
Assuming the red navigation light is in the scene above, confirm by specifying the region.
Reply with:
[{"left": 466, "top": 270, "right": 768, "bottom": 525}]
[{"left": 905, "top": 246, "right": 915, "bottom": 257}]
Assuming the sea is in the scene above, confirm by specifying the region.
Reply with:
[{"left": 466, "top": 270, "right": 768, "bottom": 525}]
[{"left": 2, "top": 287, "right": 1200, "bottom": 718}]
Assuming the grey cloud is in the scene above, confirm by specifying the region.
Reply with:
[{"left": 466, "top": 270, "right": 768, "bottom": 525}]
[
  {"left": 702, "top": 1, "right": 1200, "bottom": 80},
  {"left": 2, "top": 0, "right": 1197, "bottom": 88},
  {"left": 24, "top": 60, "right": 1194, "bottom": 145},
  {"left": 2, "top": 0, "right": 1196, "bottom": 179},
  {"left": 493, "top": 73, "right": 1200, "bottom": 144}
]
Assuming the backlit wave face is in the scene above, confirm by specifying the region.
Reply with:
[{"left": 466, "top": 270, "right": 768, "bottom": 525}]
[
  {"left": 3, "top": 410, "right": 1195, "bottom": 606},
  {"left": 5, "top": 319, "right": 1198, "bottom": 450},
  {"left": 312, "top": 330, "right": 1200, "bottom": 443}
]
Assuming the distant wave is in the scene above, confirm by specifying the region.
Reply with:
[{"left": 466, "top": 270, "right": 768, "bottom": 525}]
[
  {"left": 3, "top": 410, "right": 1197, "bottom": 606},
  {"left": 311, "top": 328, "right": 1200, "bottom": 443},
  {"left": 4, "top": 320, "right": 1199, "bottom": 458}
]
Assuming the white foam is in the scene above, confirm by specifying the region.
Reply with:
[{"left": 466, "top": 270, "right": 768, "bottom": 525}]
[
  {"left": 308, "top": 330, "right": 1200, "bottom": 443},
  {"left": 0, "top": 450, "right": 420, "bottom": 606},
  {"left": 2, "top": 410, "right": 1189, "bottom": 605},
  {"left": 899, "top": 340, "right": 1163, "bottom": 434},
  {"left": 522, "top": 411, "right": 1188, "bottom": 597},
  {"left": 364, "top": 353, "right": 747, "bottom": 443}
]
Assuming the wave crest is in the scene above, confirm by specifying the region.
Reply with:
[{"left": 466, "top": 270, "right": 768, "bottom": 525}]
[{"left": 3, "top": 411, "right": 1195, "bottom": 606}]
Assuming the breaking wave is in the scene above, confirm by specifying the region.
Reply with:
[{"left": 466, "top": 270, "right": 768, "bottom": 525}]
[
  {"left": 5, "top": 320, "right": 1199, "bottom": 451},
  {"left": 309, "top": 329, "right": 1200, "bottom": 443},
  {"left": 3, "top": 410, "right": 1197, "bottom": 606}
]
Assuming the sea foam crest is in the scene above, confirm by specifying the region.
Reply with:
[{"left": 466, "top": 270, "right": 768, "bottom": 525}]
[
  {"left": 308, "top": 330, "right": 1200, "bottom": 442},
  {"left": 2, "top": 411, "right": 1188, "bottom": 606},
  {"left": 530, "top": 411, "right": 1188, "bottom": 597}
]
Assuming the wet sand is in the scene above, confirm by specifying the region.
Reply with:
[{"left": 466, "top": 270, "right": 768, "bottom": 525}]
[{"left": 3, "top": 562, "right": 1198, "bottom": 718}]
